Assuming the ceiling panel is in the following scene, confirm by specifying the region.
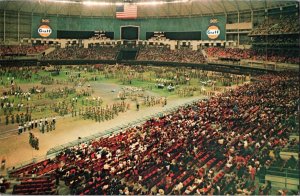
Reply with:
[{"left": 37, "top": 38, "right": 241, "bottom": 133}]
[{"left": 0, "top": 0, "right": 298, "bottom": 17}]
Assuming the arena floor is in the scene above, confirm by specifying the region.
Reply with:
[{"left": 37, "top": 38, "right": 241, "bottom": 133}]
[{"left": 0, "top": 65, "right": 248, "bottom": 173}]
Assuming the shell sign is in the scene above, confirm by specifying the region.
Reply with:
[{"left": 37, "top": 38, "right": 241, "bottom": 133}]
[
  {"left": 206, "top": 25, "right": 220, "bottom": 40},
  {"left": 38, "top": 25, "right": 52, "bottom": 38}
]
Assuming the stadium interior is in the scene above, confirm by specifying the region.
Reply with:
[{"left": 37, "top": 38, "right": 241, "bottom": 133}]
[{"left": 0, "top": 0, "right": 299, "bottom": 195}]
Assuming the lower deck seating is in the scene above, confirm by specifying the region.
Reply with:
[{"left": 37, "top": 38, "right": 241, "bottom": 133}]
[
  {"left": 0, "top": 178, "right": 10, "bottom": 193},
  {"left": 12, "top": 177, "right": 57, "bottom": 195}
]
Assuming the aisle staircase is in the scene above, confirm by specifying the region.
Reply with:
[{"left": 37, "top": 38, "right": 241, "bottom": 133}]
[
  {"left": 43, "top": 47, "right": 56, "bottom": 56},
  {"left": 116, "top": 47, "right": 139, "bottom": 61}
]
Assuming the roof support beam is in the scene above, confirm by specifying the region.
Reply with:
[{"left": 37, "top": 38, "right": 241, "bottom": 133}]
[
  {"left": 44, "top": 1, "right": 48, "bottom": 16},
  {"left": 189, "top": 0, "right": 192, "bottom": 17},
  {"left": 174, "top": 3, "right": 181, "bottom": 16},
  {"left": 221, "top": 0, "right": 228, "bottom": 15},
  {"left": 248, "top": 0, "right": 254, "bottom": 11},
  {"left": 3, "top": 10, "right": 6, "bottom": 42},
  {"left": 194, "top": 1, "right": 203, "bottom": 16},
  {"left": 264, "top": 0, "right": 267, "bottom": 11},
  {"left": 162, "top": 2, "right": 169, "bottom": 17},
  {"left": 17, "top": 1, "right": 27, "bottom": 12},
  {"left": 206, "top": 0, "right": 216, "bottom": 16},
  {"left": 233, "top": 0, "right": 240, "bottom": 13},
  {"left": 74, "top": 5, "right": 82, "bottom": 17},
  {"left": 31, "top": 2, "right": 40, "bottom": 13},
  {"left": 17, "top": 12, "right": 20, "bottom": 42},
  {"left": 56, "top": 2, "right": 67, "bottom": 16},
  {"left": 56, "top": 2, "right": 60, "bottom": 16},
  {"left": 143, "top": 5, "right": 149, "bottom": 18},
  {"left": 1, "top": 1, "right": 10, "bottom": 10}
]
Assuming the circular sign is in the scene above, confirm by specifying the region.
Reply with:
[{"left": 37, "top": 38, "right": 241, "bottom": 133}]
[
  {"left": 38, "top": 25, "right": 52, "bottom": 38},
  {"left": 206, "top": 25, "right": 220, "bottom": 40}
]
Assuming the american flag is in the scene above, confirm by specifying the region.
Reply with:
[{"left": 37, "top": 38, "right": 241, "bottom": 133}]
[{"left": 116, "top": 4, "right": 137, "bottom": 19}]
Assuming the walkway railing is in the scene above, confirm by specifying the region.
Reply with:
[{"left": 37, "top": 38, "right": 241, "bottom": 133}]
[
  {"left": 267, "top": 166, "right": 299, "bottom": 179},
  {"left": 265, "top": 166, "right": 299, "bottom": 190},
  {"left": 281, "top": 146, "right": 299, "bottom": 153}
]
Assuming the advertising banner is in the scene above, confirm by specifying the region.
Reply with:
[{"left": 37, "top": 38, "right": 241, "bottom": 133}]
[
  {"left": 201, "top": 16, "right": 225, "bottom": 40},
  {"left": 32, "top": 16, "right": 57, "bottom": 38}
]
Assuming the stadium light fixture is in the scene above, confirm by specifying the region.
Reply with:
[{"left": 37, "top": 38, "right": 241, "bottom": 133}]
[
  {"left": 43, "top": 0, "right": 113, "bottom": 6},
  {"left": 137, "top": 0, "right": 189, "bottom": 6},
  {"left": 44, "top": 0, "right": 78, "bottom": 4},
  {"left": 82, "top": 1, "right": 112, "bottom": 6},
  {"left": 137, "top": 1, "right": 165, "bottom": 6},
  {"left": 42, "top": 0, "right": 190, "bottom": 6}
]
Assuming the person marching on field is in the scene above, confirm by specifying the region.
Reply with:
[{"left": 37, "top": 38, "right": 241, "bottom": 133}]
[
  {"left": 49, "top": 122, "right": 53, "bottom": 131},
  {"left": 52, "top": 116, "right": 56, "bottom": 130},
  {"left": 16, "top": 113, "right": 20, "bottom": 124},
  {"left": 46, "top": 123, "right": 50, "bottom": 132},
  {"left": 163, "top": 97, "right": 167, "bottom": 107},
  {"left": 23, "top": 122, "right": 27, "bottom": 132},
  {"left": 5, "top": 115, "right": 9, "bottom": 125},
  {"left": 31, "top": 120, "right": 34, "bottom": 130},
  {"left": 28, "top": 121, "right": 31, "bottom": 131},
  {"left": 18, "top": 124, "right": 23, "bottom": 135},
  {"left": 41, "top": 122, "right": 45, "bottom": 133},
  {"left": 11, "top": 114, "right": 14, "bottom": 124},
  {"left": 38, "top": 120, "right": 42, "bottom": 133}
]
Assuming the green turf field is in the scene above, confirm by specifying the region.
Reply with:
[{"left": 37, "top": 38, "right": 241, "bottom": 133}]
[{"left": 0, "top": 65, "right": 247, "bottom": 124}]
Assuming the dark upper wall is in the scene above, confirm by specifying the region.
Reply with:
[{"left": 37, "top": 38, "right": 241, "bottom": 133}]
[{"left": 31, "top": 15, "right": 226, "bottom": 40}]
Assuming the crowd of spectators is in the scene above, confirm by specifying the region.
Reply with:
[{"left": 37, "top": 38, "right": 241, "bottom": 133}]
[
  {"left": 205, "top": 47, "right": 251, "bottom": 60},
  {"left": 250, "top": 49, "right": 299, "bottom": 64},
  {"left": 44, "top": 45, "right": 207, "bottom": 63},
  {"left": 0, "top": 45, "right": 48, "bottom": 56},
  {"left": 2, "top": 43, "right": 296, "bottom": 65},
  {"left": 42, "top": 46, "right": 118, "bottom": 60},
  {"left": 8, "top": 71, "right": 299, "bottom": 195},
  {"left": 252, "top": 35, "right": 299, "bottom": 44},
  {"left": 137, "top": 46, "right": 206, "bottom": 64},
  {"left": 250, "top": 15, "right": 300, "bottom": 35},
  {"left": 0, "top": 175, "right": 10, "bottom": 193},
  {"left": 205, "top": 47, "right": 299, "bottom": 64}
]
